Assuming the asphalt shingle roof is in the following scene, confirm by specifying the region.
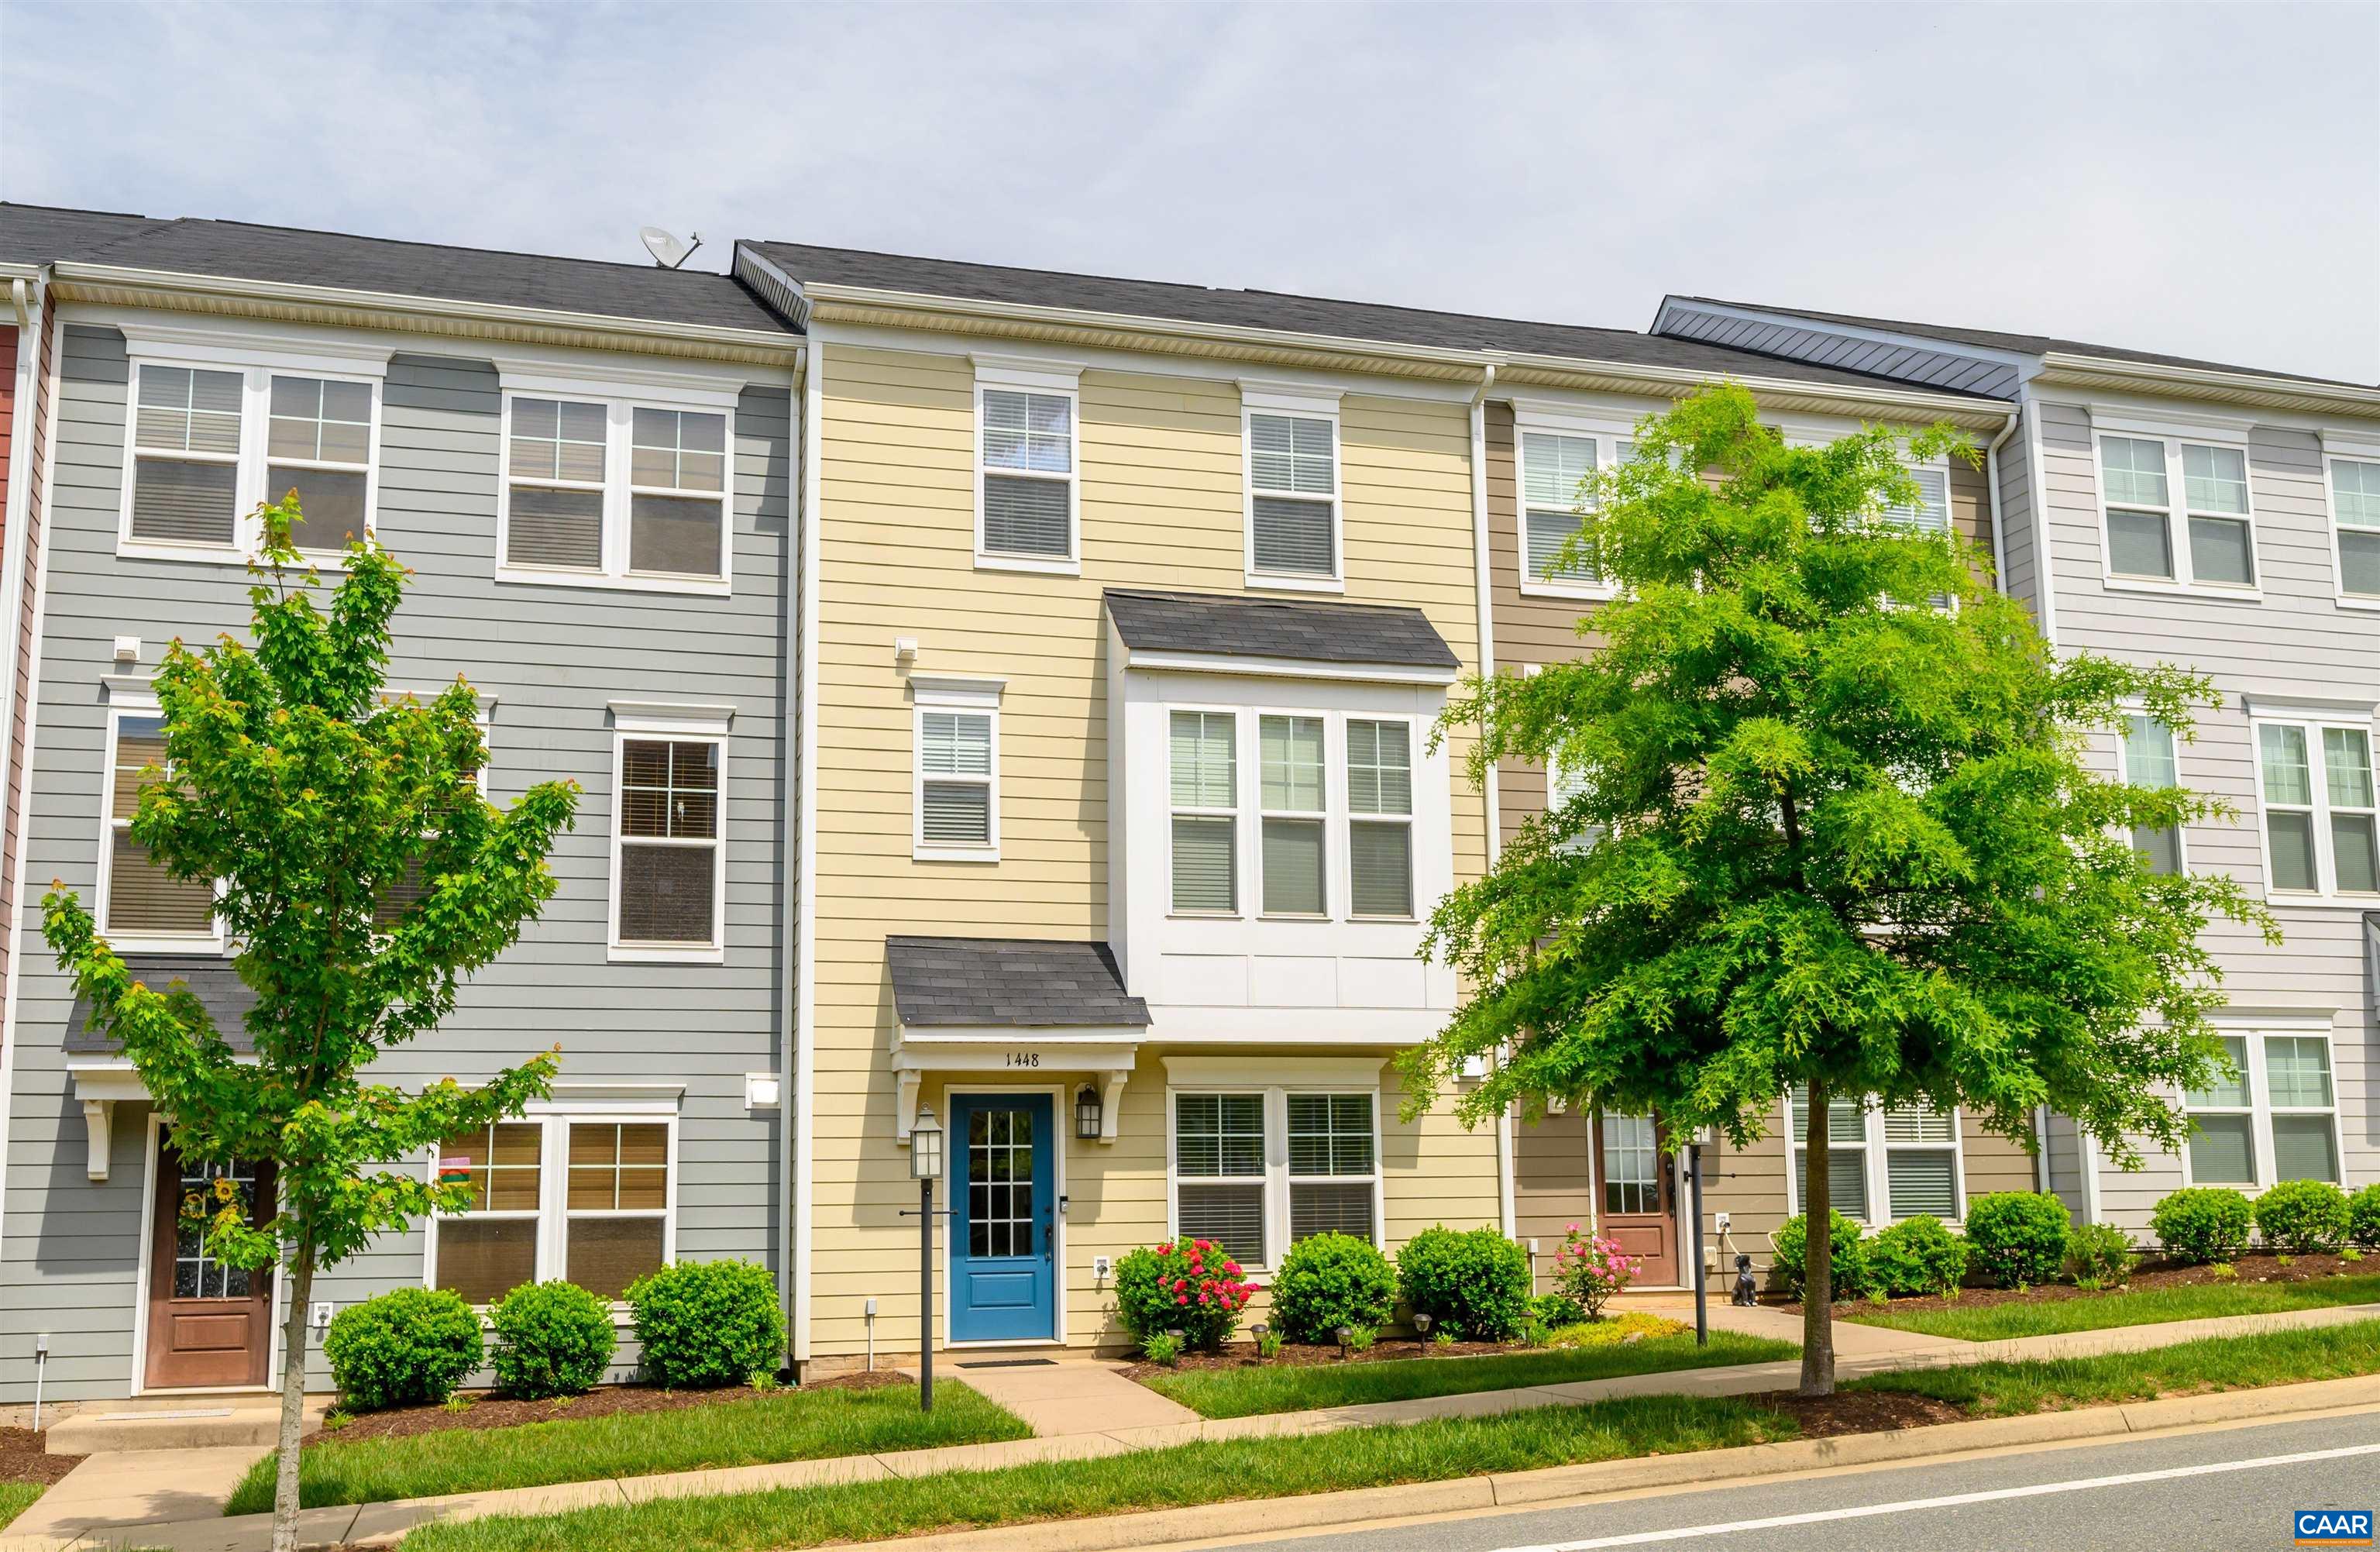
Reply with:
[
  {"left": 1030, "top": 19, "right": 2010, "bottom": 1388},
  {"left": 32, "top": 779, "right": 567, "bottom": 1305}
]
[
  {"left": 64, "top": 955, "right": 256, "bottom": 1055},
  {"left": 1105, "top": 587, "right": 1460, "bottom": 671},
  {"left": 748, "top": 241, "right": 2003, "bottom": 398},
  {"left": 2, "top": 203, "right": 793, "bottom": 335},
  {"left": 887, "top": 936, "right": 1150, "bottom": 1029},
  {"left": 1667, "top": 295, "right": 2374, "bottom": 391}
]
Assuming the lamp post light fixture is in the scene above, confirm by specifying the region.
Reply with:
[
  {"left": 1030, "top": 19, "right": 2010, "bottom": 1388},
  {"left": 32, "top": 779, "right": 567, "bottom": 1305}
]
[
  {"left": 1075, "top": 1085, "right": 1102, "bottom": 1142},
  {"left": 1335, "top": 1325, "right": 1353, "bottom": 1360},
  {"left": 1412, "top": 1311, "right": 1433, "bottom": 1345},
  {"left": 910, "top": 1105, "right": 944, "bottom": 1412},
  {"left": 1250, "top": 1322, "right": 1269, "bottom": 1361}
]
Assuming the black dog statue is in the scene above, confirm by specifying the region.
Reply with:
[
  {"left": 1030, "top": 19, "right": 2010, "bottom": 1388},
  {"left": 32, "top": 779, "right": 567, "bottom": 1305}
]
[{"left": 1731, "top": 1252, "right": 1759, "bottom": 1306}]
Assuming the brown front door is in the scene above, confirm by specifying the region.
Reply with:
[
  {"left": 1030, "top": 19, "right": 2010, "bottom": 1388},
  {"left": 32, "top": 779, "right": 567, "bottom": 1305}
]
[
  {"left": 145, "top": 1142, "right": 274, "bottom": 1389},
  {"left": 1594, "top": 1112, "right": 1679, "bottom": 1287}
]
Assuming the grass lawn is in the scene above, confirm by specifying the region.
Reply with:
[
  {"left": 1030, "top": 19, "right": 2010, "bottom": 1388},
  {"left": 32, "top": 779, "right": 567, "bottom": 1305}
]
[
  {"left": 225, "top": 1381, "right": 1029, "bottom": 1514},
  {"left": 1144, "top": 1329, "right": 1797, "bottom": 1420},
  {"left": 1840, "top": 1272, "right": 2380, "bottom": 1341},
  {"left": 0, "top": 1482, "right": 43, "bottom": 1532},
  {"left": 397, "top": 1392, "right": 1792, "bottom": 1552},
  {"left": 1845, "top": 1318, "right": 2380, "bottom": 1416}
]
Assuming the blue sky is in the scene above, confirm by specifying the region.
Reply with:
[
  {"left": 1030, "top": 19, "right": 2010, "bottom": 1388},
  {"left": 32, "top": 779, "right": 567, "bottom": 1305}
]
[{"left": 4, "top": 1, "right": 2375, "bottom": 380}]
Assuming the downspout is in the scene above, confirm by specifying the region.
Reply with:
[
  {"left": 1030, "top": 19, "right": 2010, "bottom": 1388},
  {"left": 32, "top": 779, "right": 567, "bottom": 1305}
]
[
  {"left": 1469, "top": 363, "right": 1516, "bottom": 1240},
  {"left": 778, "top": 342, "right": 807, "bottom": 1371},
  {"left": 793, "top": 340, "right": 824, "bottom": 1366},
  {"left": 1983, "top": 408, "right": 2019, "bottom": 592}
]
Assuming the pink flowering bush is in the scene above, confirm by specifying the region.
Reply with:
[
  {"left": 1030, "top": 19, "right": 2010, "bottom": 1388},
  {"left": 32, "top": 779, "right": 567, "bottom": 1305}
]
[
  {"left": 1113, "top": 1237, "right": 1256, "bottom": 1350},
  {"left": 1550, "top": 1224, "right": 1642, "bottom": 1320}
]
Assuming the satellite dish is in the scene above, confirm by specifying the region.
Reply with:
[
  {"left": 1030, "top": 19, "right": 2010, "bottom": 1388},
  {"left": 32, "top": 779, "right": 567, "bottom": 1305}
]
[{"left": 640, "top": 226, "right": 702, "bottom": 270}]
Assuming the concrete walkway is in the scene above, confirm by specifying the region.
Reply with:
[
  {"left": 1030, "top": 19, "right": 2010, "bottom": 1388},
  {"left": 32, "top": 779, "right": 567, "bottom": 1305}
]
[
  {"left": 9, "top": 1301, "right": 2375, "bottom": 1552},
  {"left": 922, "top": 1358, "right": 1198, "bottom": 1435}
]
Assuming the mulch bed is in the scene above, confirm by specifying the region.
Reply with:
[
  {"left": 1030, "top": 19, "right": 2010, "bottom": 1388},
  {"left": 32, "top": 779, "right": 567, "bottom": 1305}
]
[
  {"left": 0, "top": 1426, "right": 83, "bottom": 1488},
  {"left": 315, "top": 1370, "right": 904, "bottom": 1445},
  {"left": 1783, "top": 1251, "right": 2370, "bottom": 1320},
  {"left": 1746, "top": 1387, "right": 1969, "bottom": 1437},
  {"left": 1118, "top": 1336, "right": 1530, "bottom": 1380}
]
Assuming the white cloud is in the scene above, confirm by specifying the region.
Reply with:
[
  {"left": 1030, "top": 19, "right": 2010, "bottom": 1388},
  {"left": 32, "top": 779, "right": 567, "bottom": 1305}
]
[{"left": 4, "top": 0, "right": 2373, "bottom": 380}]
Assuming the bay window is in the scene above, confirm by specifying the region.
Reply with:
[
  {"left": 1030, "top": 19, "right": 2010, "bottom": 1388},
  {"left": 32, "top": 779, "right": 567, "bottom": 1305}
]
[
  {"left": 1346, "top": 719, "right": 1414, "bottom": 916},
  {"left": 1259, "top": 715, "right": 1326, "bottom": 915},
  {"left": 1170, "top": 711, "right": 1238, "bottom": 913}
]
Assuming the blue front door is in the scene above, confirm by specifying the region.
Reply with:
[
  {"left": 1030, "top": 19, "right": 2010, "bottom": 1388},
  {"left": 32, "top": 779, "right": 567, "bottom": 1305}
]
[{"left": 948, "top": 1093, "right": 1055, "bottom": 1343}]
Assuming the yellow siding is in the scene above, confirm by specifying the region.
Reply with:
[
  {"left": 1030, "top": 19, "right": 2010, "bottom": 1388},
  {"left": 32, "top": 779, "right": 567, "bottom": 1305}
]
[{"left": 807, "top": 345, "right": 1498, "bottom": 1360}]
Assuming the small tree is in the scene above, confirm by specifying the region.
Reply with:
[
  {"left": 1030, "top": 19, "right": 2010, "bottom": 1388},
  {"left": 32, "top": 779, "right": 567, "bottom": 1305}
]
[
  {"left": 1409, "top": 386, "right": 2269, "bottom": 1394},
  {"left": 44, "top": 500, "right": 577, "bottom": 1550}
]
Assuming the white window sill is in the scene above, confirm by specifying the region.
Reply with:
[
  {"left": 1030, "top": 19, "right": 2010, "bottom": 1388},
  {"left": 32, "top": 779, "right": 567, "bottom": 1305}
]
[
  {"left": 1243, "top": 571, "right": 1346, "bottom": 595},
  {"left": 494, "top": 565, "right": 731, "bottom": 598},
  {"left": 102, "top": 933, "right": 229, "bottom": 955},
  {"left": 1167, "top": 910, "right": 1246, "bottom": 922},
  {"left": 2261, "top": 891, "right": 2380, "bottom": 911},
  {"left": 1347, "top": 914, "right": 1420, "bottom": 925},
  {"left": 2334, "top": 594, "right": 2380, "bottom": 612},
  {"left": 2100, "top": 576, "right": 2264, "bottom": 604},
  {"left": 975, "top": 552, "right": 1081, "bottom": 576},
  {"left": 915, "top": 845, "right": 1000, "bottom": 863},
  {"left": 607, "top": 942, "right": 727, "bottom": 965},
  {"left": 1518, "top": 580, "right": 1616, "bottom": 603},
  {"left": 116, "top": 541, "right": 365, "bottom": 570}
]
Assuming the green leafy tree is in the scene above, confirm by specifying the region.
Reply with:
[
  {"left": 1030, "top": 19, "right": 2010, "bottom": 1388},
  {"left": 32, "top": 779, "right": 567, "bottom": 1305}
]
[
  {"left": 43, "top": 499, "right": 578, "bottom": 1549},
  {"left": 1408, "top": 386, "right": 2269, "bottom": 1394}
]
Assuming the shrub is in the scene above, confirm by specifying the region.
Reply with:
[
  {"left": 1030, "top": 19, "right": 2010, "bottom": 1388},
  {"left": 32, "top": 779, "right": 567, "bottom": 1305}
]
[
  {"left": 1140, "top": 1331, "right": 1182, "bottom": 1367},
  {"left": 2063, "top": 1223, "right": 2137, "bottom": 1289},
  {"left": 1963, "top": 1192, "right": 2071, "bottom": 1288},
  {"left": 2150, "top": 1186, "right": 2253, "bottom": 1265},
  {"left": 1869, "top": 1215, "right": 1969, "bottom": 1297},
  {"left": 2350, "top": 1184, "right": 2380, "bottom": 1251},
  {"left": 2210, "top": 1261, "right": 2238, "bottom": 1280},
  {"left": 2254, "top": 1179, "right": 2351, "bottom": 1254},
  {"left": 323, "top": 1287, "right": 484, "bottom": 1411},
  {"left": 624, "top": 1259, "right": 785, "bottom": 1389},
  {"left": 1769, "top": 1210, "right": 1871, "bottom": 1301},
  {"left": 1397, "top": 1226, "right": 1532, "bottom": 1340},
  {"left": 1549, "top": 1225, "right": 1644, "bottom": 1318},
  {"left": 1532, "top": 1292, "right": 1590, "bottom": 1329},
  {"left": 1254, "top": 1326, "right": 1284, "bottom": 1360},
  {"left": 1113, "top": 1238, "right": 1255, "bottom": 1350},
  {"left": 487, "top": 1280, "right": 615, "bottom": 1399},
  {"left": 1269, "top": 1233, "right": 1396, "bottom": 1344}
]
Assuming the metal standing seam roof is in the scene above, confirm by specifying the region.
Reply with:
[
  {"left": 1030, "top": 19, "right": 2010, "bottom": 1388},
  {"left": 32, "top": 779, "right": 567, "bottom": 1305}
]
[
  {"left": 746, "top": 240, "right": 2008, "bottom": 399},
  {"left": 0, "top": 202, "right": 795, "bottom": 334},
  {"left": 886, "top": 936, "right": 1150, "bottom": 1029},
  {"left": 1105, "top": 588, "right": 1460, "bottom": 671}
]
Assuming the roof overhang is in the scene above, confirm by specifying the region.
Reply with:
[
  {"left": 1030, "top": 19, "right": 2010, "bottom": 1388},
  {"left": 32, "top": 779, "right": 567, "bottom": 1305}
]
[
  {"left": 2032, "top": 352, "right": 2380, "bottom": 423},
  {"left": 888, "top": 1027, "right": 1142, "bottom": 1144},
  {"left": 49, "top": 260, "right": 806, "bottom": 368},
  {"left": 1120, "top": 645, "right": 1458, "bottom": 687}
]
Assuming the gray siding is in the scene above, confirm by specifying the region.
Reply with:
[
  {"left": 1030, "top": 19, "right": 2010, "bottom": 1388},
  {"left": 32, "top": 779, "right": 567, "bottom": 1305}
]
[
  {"left": 1995, "top": 419, "right": 2041, "bottom": 627},
  {"left": 1659, "top": 306, "right": 2025, "bottom": 400},
  {"left": 2, "top": 325, "right": 792, "bottom": 1399}
]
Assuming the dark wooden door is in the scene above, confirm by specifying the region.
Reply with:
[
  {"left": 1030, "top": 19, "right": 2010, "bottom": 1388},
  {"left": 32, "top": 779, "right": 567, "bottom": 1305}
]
[
  {"left": 1594, "top": 1113, "right": 1679, "bottom": 1287},
  {"left": 145, "top": 1142, "right": 274, "bottom": 1389}
]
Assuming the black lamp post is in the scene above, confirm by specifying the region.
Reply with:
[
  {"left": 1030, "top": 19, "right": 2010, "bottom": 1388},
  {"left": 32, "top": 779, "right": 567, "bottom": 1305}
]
[
  {"left": 1075, "top": 1085, "right": 1102, "bottom": 1141},
  {"left": 910, "top": 1105, "right": 944, "bottom": 1411}
]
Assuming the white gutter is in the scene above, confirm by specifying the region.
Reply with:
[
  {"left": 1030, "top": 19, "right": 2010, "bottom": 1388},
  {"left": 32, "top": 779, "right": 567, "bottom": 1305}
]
[
  {"left": 792, "top": 339, "right": 824, "bottom": 1366},
  {"left": 1983, "top": 408, "right": 2021, "bottom": 593},
  {"left": 2031, "top": 350, "right": 2380, "bottom": 420},
  {"left": 1467, "top": 364, "right": 1516, "bottom": 1241}
]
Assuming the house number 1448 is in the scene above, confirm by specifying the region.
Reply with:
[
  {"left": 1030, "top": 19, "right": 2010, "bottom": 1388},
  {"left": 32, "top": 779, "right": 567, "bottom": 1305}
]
[{"left": 1005, "top": 1052, "right": 1041, "bottom": 1068}]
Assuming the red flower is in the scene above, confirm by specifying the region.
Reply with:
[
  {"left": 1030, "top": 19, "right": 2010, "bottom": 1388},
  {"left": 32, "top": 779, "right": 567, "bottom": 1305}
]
[
  {"left": 1173, "top": 1278, "right": 1188, "bottom": 1292},
  {"left": 1176, "top": 1293, "right": 1189, "bottom": 1306}
]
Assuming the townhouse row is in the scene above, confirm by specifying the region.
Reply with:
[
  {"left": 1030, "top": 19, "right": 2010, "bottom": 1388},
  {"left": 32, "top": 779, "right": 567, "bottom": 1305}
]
[{"left": 0, "top": 202, "right": 2371, "bottom": 1401}]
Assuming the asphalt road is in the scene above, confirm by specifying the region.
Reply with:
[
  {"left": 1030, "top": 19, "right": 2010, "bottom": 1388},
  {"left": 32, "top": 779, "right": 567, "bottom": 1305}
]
[{"left": 1205, "top": 1409, "right": 2380, "bottom": 1552}]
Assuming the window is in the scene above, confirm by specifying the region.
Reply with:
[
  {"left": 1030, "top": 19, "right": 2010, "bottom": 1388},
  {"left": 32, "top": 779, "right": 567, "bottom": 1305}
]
[
  {"left": 2122, "top": 715, "right": 2184, "bottom": 875},
  {"left": 2330, "top": 456, "right": 2380, "bottom": 601},
  {"left": 978, "top": 385, "right": 1076, "bottom": 566},
  {"left": 1259, "top": 714, "right": 1326, "bottom": 915},
  {"left": 2255, "top": 719, "right": 2378, "bottom": 898},
  {"left": 1601, "top": 1113, "right": 1659, "bottom": 1214},
  {"left": 1547, "top": 749, "right": 1603, "bottom": 855},
  {"left": 2097, "top": 432, "right": 2257, "bottom": 590},
  {"left": 1246, "top": 408, "right": 1339, "bottom": 583},
  {"left": 1880, "top": 1105, "right": 1961, "bottom": 1220},
  {"left": 612, "top": 735, "right": 724, "bottom": 952},
  {"left": 1787, "top": 1088, "right": 1968, "bottom": 1223},
  {"left": 101, "top": 711, "right": 216, "bottom": 944},
  {"left": 500, "top": 388, "right": 734, "bottom": 589},
  {"left": 1787, "top": 1086, "right": 1869, "bottom": 1221},
  {"left": 2181, "top": 1031, "right": 2342, "bottom": 1189},
  {"left": 1522, "top": 432, "right": 1600, "bottom": 587},
  {"left": 434, "top": 1114, "right": 673, "bottom": 1305},
  {"left": 1169, "top": 1086, "right": 1380, "bottom": 1268},
  {"left": 1346, "top": 719, "right": 1413, "bottom": 916},
  {"left": 1173, "top": 1093, "right": 1266, "bottom": 1267},
  {"left": 1882, "top": 462, "right": 1955, "bottom": 609},
  {"left": 1171, "top": 711, "right": 1238, "bottom": 913},
  {"left": 124, "top": 357, "right": 381, "bottom": 558}
]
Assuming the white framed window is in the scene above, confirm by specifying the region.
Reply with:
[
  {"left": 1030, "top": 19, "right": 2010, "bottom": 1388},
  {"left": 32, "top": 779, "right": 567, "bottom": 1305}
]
[
  {"left": 2325, "top": 453, "right": 2380, "bottom": 607},
  {"left": 2120, "top": 714, "right": 2185, "bottom": 876},
  {"left": 975, "top": 360, "right": 1081, "bottom": 572},
  {"left": 912, "top": 677, "right": 1002, "bottom": 862},
  {"left": 120, "top": 342, "right": 387, "bottom": 563},
  {"left": 1258, "top": 714, "right": 1327, "bottom": 916},
  {"left": 2181, "top": 1030, "right": 2343, "bottom": 1189},
  {"left": 1168, "top": 1086, "right": 1381, "bottom": 1271},
  {"left": 1521, "top": 431, "right": 1632, "bottom": 600},
  {"left": 607, "top": 705, "right": 729, "bottom": 961},
  {"left": 1170, "top": 709, "right": 1239, "bottom": 914},
  {"left": 2251, "top": 715, "right": 2379, "bottom": 901},
  {"left": 430, "top": 1110, "right": 677, "bottom": 1306},
  {"left": 1346, "top": 718, "right": 1414, "bottom": 917},
  {"left": 1785, "top": 1087, "right": 1967, "bottom": 1224},
  {"left": 497, "top": 376, "right": 735, "bottom": 594},
  {"left": 2093, "top": 422, "right": 2259, "bottom": 595},
  {"left": 97, "top": 702, "right": 222, "bottom": 952},
  {"left": 1243, "top": 386, "right": 1343, "bottom": 590}
]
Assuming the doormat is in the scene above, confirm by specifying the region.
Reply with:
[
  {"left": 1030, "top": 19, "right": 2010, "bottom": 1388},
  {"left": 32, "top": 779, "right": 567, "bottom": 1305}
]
[{"left": 955, "top": 1358, "right": 1059, "bottom": 1368}]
